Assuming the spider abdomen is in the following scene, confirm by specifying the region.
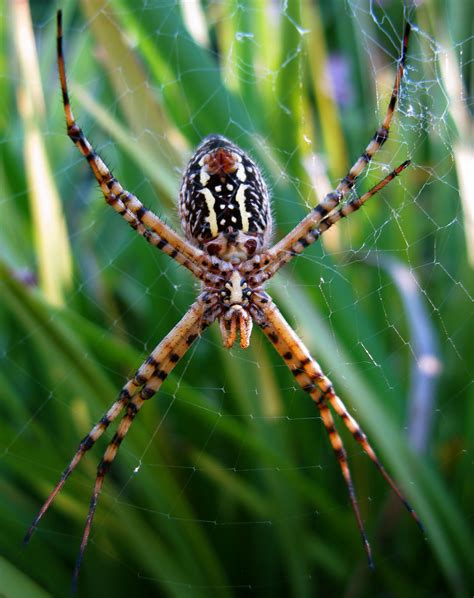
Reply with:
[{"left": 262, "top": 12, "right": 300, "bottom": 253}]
[{"left": 179, "top": 135, "right": 272, "bottom": 262}]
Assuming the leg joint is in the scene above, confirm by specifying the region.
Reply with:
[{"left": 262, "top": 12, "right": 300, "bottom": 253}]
[
  {"left": 141, "top": 386, "right": 156, "bottom": 400},
  {"left": 374, "top": 127, "right": 389, "bottom": 145}
]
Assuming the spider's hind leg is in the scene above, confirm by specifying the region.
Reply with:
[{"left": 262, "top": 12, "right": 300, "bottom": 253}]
[
  {"left": 328, "top": 393, "right": 424, "bottom": 531},
  {"left": 251, "top": 292, "right": 423, "bottom": 564},
  {"left": 56, "top": 10, "right": 211, "bottom": 282},
  {"left": 23, "top": 384, "right": 136, "bottom": 546},
  {"left": 330, "top": 22, "right": 411, "bottom": 202},
  {"left": 25, "top": 296, "right": 217, "bottom": 589}
]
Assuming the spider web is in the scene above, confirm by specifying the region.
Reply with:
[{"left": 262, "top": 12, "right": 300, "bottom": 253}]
[{"left": 1, "top": 0, "right": 473, "bottom": 595}]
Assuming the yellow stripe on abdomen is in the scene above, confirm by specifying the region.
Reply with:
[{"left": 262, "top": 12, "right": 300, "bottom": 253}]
[
  {"left": 199, "top": 188, "right": 218, "bottom": 237},
  {"left": 236, "top": 184, "right": 250, "bottom": 232}
]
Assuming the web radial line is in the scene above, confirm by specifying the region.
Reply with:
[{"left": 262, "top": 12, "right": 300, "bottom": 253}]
[
  {"left": 243, "top": 24, "right": 411, "bottom": 284},
  {"left": 251, "top": 292, "right": 423, "bottom": 554},
  {"left": 56, "top": 10, "right": 214, "bottom": 282},
  {"left": 24, "top": 297, "right": 214, "bottom": 551}
]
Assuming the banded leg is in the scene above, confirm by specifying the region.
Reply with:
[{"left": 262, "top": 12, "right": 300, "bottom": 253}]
[
  {"left": 251, "top": 292, "right": 422, "bottom": 564},
  {"left": 24, "top": 296, "right": 216, "bottom": 581},
  {"left": 70, "top": 299, "right": 216, "bottom": 588},
  {"left": 56, "top": 10, "right": 226, "bottom": 283},
  {"left": 243, "top": 23, "right": 411, "bottom": 284},
  {"left": 283, "top": 160, "right": 411, "bottom": 256},
  {"left": 316, "top": 159, "right": 410, "bottom": 237}
]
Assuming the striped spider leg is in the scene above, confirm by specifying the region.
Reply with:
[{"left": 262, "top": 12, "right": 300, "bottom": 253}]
[
  {"left": 251, "top": 291, "right": 423, "bottom": 568},
  {"left": 25, "top": 293, "right": 219, "bottom": 589},
  {"left": 242, "top": 23, "right": 411, "bottom": 286},
  {"left": 55, "top": 10, "right": 231, "bottom": 286}
]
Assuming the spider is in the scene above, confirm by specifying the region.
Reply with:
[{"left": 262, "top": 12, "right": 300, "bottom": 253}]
[{"left": 25, "top": 10, "right": 423, "bottom": 586}]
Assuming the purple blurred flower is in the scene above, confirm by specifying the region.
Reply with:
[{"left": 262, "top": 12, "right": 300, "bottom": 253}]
[{"left": 326, "top": 53, "right": 354, "bottom": 107}]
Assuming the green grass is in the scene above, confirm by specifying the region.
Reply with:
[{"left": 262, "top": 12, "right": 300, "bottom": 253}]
[{"left": 1, "top": 0, "right": 473, "bottom": 596}]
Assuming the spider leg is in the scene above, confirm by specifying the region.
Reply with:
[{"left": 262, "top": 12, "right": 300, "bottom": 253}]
[
  {"left": 324, "top": 23, "right": 410, "bottom": 200},
  {"left": 243, "top": 24, "right": 411, "bottom": 284},
  {"left": 296, "top": 160, "right": 411, "bottom": 251},
  {"left": 250, "top": 292, "right": 423, "bottom": 565},
  {"left": 71, "top": 298, "right": 216, "bottom": 588},
  {"left": 247, "top": 161, "right": 411, "bottom": 286},
  {"left": 23, "top": 387, "right": 132, "bottom": 544},
  {"left": 24, "top": 295, "right": 217, "bottom": 585},
  {"left": 56, "top": 11, "right": 226, "bottom": 284},
  {"left": 72, "top": 392, "right": 145, "bottom": 590}
]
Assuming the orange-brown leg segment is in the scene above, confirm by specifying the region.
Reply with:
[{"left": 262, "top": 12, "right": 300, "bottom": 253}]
[
  {"left": 73, "top": 393, "right": 145, "bottom": 590},
  {"left": 246, "top": 161, "right": 411, "bottom": 287},
  {"left": 25, "top": 296, "right": 217, "bottom": 588},
  {"left": 251, "top": 292, "right": 423, "bottom": 565},
  {"left": 56, "top": 10, "right": 229, "bottom": 284},
  {"left": 23, "top": 390, "right": 131, "bottom": 546},
  {"left": 243, "top": 24, "right": 411, "bottom": 285},
  {"left": 326, "top": 392, "right": 423, "bottom": 531},
  {"left": 314, "top": 160, "right": 411, "bottom": 240},
  {"left": 274, "top": 159, "right": 411, "bottom": 266}
]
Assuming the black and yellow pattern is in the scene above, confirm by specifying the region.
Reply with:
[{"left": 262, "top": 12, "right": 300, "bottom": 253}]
[
  {"left": 25, "top": 11, "right": 421, "bottom": 586},
  {"left": 180, "top": 135, "right": 271, "bottom": 243}
]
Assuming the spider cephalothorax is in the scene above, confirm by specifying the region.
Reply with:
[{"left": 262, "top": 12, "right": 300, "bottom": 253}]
[
  {"left": 214, "top": 270, "right": 254, "bottom": 349},
  {"left": 182, "top": 135, "right": 270, "bottom": 347},
  {"left": 179, "top": 134, "right": 272, "bottom": 262},
  {"left": 26, "top": 13, "right": 422, "bottom": 589}
]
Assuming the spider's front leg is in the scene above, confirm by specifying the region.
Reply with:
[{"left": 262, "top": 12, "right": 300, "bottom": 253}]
[
  {"left": 243, "top": 23, "right": 411, "bottom": 285},
  {"left": 250, "top": 291, "right": 423, "bottom": 566},
  {"left": 56, "top": 11, "right": 225, "bottom": 284},
  {"left": 25, "top": 293, "right": 219, "bottom": 588}
]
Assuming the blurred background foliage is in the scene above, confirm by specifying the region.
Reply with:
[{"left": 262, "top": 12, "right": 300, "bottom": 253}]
[{"left": 1, "top": 0, "right": 473, "bottom": 596}]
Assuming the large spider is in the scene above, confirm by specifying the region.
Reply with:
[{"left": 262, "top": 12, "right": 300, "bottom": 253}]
[{"left": 25, "top": 11, "right": 423, "bottom": 586}]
